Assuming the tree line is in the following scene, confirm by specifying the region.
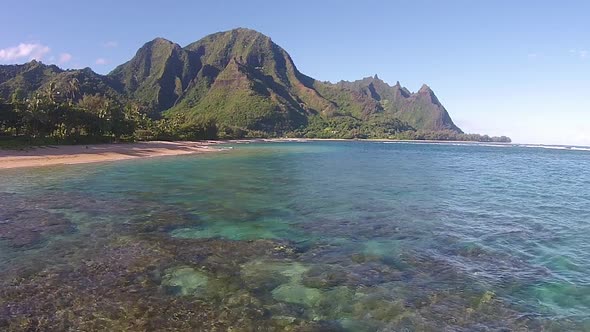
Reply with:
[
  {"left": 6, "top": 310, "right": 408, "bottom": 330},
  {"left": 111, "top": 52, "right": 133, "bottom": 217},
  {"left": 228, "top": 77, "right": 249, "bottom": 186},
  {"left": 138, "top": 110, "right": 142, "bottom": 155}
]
[
  {"left": 0, "top": 82, "right": 511, "bottom": 145},
  {"left": 291, "top": 115, "right": 511, "bottom": 142},
  {"left": 388, "top": 130, "right": 512, "bottom": 143},
  {"left": 0, "top": 83, "right": 218, "bottom": 145}
]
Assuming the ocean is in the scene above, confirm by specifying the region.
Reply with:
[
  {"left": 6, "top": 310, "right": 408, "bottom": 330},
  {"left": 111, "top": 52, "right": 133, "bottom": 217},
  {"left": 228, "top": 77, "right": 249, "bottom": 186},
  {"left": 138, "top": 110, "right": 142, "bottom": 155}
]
[{"left": 1, "top": 141, "right": 589, "bottom": 330}]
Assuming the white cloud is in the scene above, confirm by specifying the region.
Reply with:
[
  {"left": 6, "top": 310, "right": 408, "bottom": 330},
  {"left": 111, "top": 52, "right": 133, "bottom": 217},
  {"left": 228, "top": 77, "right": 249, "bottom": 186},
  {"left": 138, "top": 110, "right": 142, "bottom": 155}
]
[
  {"left": 58, "top": 53, "right": 72, "bottom": 64},
  {"left": 569, "top": 49, "right": 588, "bottom": 58},
  {"left": 95, "top": 58, "right": 108, "bottom": 65},
  {"left": 103, "top": 41, "right": 118, "bottom": 48},
  {"left": 527, "top": 53, "right": 538, "bottom": 58},
  {"left": 0, "top": 43, "right": 50, "bottom": 62}
]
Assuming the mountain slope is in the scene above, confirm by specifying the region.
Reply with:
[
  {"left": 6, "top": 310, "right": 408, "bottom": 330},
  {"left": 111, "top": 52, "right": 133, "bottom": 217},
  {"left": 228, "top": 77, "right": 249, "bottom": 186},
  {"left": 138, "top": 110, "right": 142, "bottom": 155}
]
[
  {"left": 108, "top": 38, "right": 199, "bottom": 111},
  {"left": 170, "top": 28, "right": 319, "bottom": 132},
  {"left": 0, "top": 61, "right": 64, "bottom": 99},
  {"left": 0, "top": 60, "right": 123, "bottom": 102}
]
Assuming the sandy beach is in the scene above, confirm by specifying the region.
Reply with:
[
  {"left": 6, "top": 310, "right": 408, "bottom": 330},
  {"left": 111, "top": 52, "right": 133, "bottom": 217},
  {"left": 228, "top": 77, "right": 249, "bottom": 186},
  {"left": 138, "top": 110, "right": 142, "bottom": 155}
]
[{"left": 0, "top": 141, "right": 222, "bottom": 169}]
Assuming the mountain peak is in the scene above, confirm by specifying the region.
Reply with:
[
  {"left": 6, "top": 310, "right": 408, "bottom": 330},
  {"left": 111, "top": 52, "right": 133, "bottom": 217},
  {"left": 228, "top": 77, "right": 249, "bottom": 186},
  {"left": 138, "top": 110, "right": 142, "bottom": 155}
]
[
  {"left": 151, "top": 37, "right": 174, "bottom": 43},
  {"left": 183, "top": 26, "right": 297, "bottom": 83},
  {"left": 142, "top": 37, "right": 179, "bottom": 50},
  {"left": 230, "top": 27, "right": 273, "bottom": 40},
  {"left": 199, "top": 27, "right": 273, "bottom": 44},
  {"left": 231, "top": 27, "right": 266, "bottom": 35},
  {"left": 418, "top": 84, "right": 432, "bottom": 93}
]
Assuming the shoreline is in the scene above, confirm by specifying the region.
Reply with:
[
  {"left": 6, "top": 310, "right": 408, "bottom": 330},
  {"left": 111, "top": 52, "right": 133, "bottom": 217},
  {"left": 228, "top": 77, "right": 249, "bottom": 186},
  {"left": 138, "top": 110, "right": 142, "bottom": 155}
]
[
  {"left": 225, "top": 138, "right": 516, "bottom": 145},
  {"left": 0, "top": 141, "right": 224, "bottom": 169},
  {"left": 2, "top": 138, "right": 584, "bottom": 170}
]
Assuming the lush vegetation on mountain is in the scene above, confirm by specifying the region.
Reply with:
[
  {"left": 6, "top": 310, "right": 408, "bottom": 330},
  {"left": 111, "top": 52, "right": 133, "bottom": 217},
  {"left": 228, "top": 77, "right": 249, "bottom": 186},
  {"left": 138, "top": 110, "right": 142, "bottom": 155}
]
[
  {"left": 0, "top": 28, "right": 511, "bottom": 145},
  {"left": 0, "top": 89, "right": 217, "bottom": 148}
]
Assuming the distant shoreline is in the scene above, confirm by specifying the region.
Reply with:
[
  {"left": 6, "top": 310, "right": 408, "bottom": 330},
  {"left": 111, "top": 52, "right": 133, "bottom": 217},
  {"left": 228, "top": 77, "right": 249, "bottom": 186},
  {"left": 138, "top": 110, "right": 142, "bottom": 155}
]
[
  {"left": 0, "top": 141, "right": 223, "bottom": 169},
  {"left": 226, "top": 138, "right": 516, "bottom": 145},
  {"left": 1, "top": 138, "right": 586, "bottom": 170},
  {"left": 234, "top": 138, "right": 590, "bottom": 148}
]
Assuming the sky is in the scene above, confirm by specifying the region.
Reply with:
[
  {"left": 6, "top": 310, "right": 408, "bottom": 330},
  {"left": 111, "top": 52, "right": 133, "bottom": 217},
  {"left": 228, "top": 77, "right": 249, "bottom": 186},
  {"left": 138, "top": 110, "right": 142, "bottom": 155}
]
[{"left": 1, "top": 0, "right": 589, "bottom": 145}]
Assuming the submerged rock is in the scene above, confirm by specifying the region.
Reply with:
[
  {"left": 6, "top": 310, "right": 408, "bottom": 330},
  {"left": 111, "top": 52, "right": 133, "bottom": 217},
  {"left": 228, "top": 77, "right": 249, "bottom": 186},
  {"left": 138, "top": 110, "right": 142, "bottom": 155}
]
[
  {"left": 351, "top": 293, "right": 407, "bottom": 322},
  {"left": 240, "top": 259, "right": 328, "bottom": 308},
  {"left": 272, "top": 283, "right": 323, "bottom": 308},
  {"left": 161, "top": 266, "right": 209, "bottom": 296},
  {"left": 313, "top": 286, "right": 357, "bottom": 320},
  {"left": 240, "top": 260, "right": 290, "bottom": 292},
  {"left": 301, "top": 265, "right": 348, "bottom": 289}
]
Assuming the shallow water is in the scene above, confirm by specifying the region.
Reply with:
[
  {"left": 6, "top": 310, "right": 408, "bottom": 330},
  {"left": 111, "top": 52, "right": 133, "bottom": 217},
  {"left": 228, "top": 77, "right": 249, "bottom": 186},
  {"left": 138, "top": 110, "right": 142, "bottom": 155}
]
[{"left": 1, "top": 141, "right": 589, "bottom": 331}]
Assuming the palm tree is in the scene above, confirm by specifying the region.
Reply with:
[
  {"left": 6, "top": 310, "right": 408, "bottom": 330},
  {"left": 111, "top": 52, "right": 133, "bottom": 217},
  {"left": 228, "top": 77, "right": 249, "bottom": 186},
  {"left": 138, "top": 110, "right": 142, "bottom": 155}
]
[
  {"left": 68, "top": 77, "right": 80, "bottom": 103},
  {"left": 46, "top": 82, "right": 57, "bottom": 103}
]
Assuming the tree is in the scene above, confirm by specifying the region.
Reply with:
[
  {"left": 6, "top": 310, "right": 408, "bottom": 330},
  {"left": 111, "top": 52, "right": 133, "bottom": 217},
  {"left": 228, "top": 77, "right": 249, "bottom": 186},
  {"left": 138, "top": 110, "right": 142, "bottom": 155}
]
[
  {"left": 78, "top": 94, "right": 112, "bottom": 136},
  {"left": 68, "top": 77, "right": 80, "bottom": 103}
]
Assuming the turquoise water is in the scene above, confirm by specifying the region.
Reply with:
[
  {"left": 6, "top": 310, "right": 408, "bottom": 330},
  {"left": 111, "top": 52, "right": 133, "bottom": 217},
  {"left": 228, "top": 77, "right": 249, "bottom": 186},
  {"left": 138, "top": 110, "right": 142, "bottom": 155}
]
[{"left": 1, "top": 141, "right": 590, "bottom": 330}]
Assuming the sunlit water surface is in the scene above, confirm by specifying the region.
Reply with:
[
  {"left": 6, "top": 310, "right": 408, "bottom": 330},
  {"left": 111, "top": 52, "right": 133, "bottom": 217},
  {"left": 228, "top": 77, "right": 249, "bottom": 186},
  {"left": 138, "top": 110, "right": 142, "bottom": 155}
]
[{"left": 1, "top": 141, "right": 589, "bottom": 331}]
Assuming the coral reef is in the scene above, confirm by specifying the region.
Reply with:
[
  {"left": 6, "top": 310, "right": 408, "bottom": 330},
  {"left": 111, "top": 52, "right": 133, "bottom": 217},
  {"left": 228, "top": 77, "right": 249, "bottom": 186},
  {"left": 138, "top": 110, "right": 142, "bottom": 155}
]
[{"left": 0, "top": 189, "right": 584, "bottom": 331}]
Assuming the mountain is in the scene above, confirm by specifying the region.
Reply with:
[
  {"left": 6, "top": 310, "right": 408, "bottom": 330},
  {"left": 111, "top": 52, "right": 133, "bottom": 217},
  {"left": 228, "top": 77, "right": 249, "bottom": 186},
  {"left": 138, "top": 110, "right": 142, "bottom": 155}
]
[
  {"left": 332, "top": 76, "right": 461, "bottom": 132},
  {"left": 0, "top": 28, "right": 463, "bottom": 137},
  {"left": 0, "top": 60, "right": 122, "bottom": 102},
  {"left": 108, "top": 38, "right": 197, "bottom": 111},
  {"left": 0, "top": 61, "right": 64, "bottom": 98}
]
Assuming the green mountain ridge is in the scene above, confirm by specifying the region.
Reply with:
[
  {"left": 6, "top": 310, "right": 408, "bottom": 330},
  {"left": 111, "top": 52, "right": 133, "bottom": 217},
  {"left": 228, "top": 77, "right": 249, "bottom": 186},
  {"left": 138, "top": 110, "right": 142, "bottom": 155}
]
[{"left": 0, "top": 28, "right": 472, "bottom": 139}]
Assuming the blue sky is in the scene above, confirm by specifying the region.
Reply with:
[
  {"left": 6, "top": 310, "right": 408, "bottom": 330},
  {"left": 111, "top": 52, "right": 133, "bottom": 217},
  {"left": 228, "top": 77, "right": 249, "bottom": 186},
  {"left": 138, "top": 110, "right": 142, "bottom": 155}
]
[{"left": 1, "top": 0, "right": 589, "bottom": 145}]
